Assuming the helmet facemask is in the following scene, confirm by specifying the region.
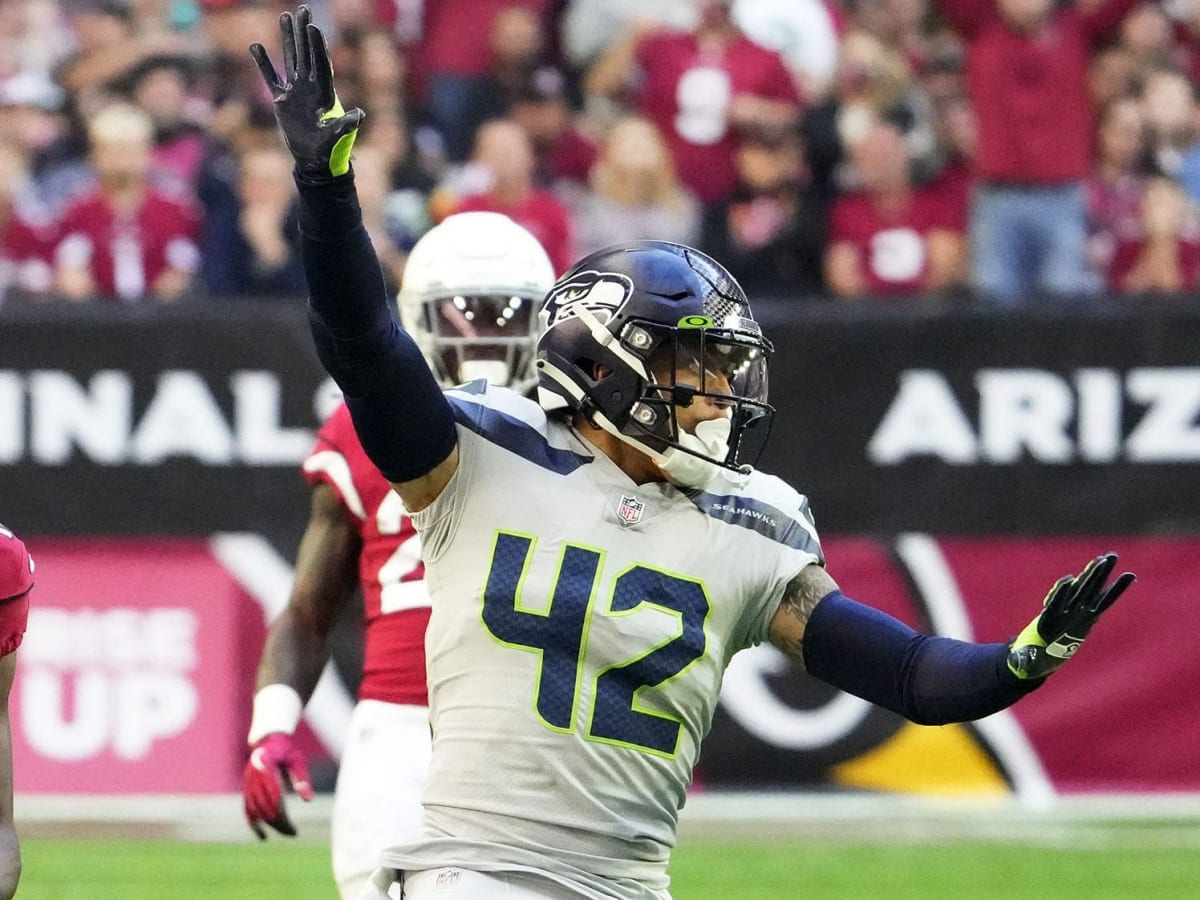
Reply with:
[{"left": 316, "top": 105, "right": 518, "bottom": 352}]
[
  {"left": 414, "top": 292, "right": 541, "bottom": 392},
  {"left": 535, "top": 241, "right": 775, "bottom": 488},
  {"left": 618, "top": 319, "right": 774, "bottom": 485}
]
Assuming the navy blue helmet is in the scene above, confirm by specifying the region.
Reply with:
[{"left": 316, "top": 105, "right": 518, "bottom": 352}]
[{"left": 535, "top": 241, "right": 774, "bottom": 478}]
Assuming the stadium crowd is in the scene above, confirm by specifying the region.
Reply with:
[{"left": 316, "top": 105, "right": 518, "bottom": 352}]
[{"left": 2, "top": 0, "right": 1200, "bottom": 306}]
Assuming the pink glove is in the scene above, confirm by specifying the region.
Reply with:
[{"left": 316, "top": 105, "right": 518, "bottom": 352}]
[{"left": 243, "top": 732, "right": 314, "bottom": 840}]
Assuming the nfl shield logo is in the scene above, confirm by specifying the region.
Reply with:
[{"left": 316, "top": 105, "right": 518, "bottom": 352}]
[{"left": 617, "top": 494, "right": 645, "bottom": 525}]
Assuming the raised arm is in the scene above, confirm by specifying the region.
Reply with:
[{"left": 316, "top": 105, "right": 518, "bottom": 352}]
[
  {"left": 250, "top": 5, "right": 458, "bottom": 512},
  {"left": 770, "top": 553, "right": 1134, "bottom": 725}
]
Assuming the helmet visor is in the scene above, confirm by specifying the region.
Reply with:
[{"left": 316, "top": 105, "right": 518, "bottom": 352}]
[
  {"left": 425, "top": 294, "right": 539, "bottom": 387},
  {"left": 632, "top": 323, "right": 774, "bottom": 469}
]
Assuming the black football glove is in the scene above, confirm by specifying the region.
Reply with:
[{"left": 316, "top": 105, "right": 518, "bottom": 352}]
[
  {"left": 1007, "top": 552, "right": 1135, "bottom": 681},
  {"left": 249, "top": 5, "right": 363, "bottom": 179}
]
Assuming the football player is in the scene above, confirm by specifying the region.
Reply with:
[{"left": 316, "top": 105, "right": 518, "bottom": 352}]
[
  {"left": 0, "top": 525, "right": 33, "bottom": 900},
  {"left": 251, "top": 9, "right": 1137, "bottom": 898},
  {"left": 241, "top": 211, "right": 555, "bottom": 900}
]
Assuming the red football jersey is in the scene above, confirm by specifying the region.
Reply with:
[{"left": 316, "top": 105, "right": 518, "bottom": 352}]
[
  {"left": 54, "top": 187, "right": 201, "bottom": 301},
  {"left": 635, "top": 30, "right": 801, "bottom": 204},
  {"left": 302, "top": 403, "right": 430, "bottom": 706},
  {"left": 0, "top": 524, "right": 33, "bottom": 657},
  {"left": 829, "top": 189, "right": 960, "bottom": 295},
  {"left": 1108, "top": 236, "right": 1200, "bottom": 293}
]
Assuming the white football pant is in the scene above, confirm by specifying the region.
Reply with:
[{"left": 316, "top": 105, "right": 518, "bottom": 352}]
[
  {"left": 361, "top": 866, "right": 672, "bottom": 899},
  {"left": 333, "top": 700, "right": 432, "bottom": 900}
]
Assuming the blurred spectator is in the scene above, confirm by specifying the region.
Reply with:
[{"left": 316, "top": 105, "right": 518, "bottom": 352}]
[
  {"left": 54, "top": 0, "right": 186, "bottom": 115},
  {"left": 479, "top": 5, "right": 550, "bottom": 117},
  {"left": 701, "top": 127, "right": 826, "bottom": 296},
  {"left": 449, "top": 118, "right": 574, "bottom": 273},
  {"left": 923, "top": 89, "right": 977, "bottom": 230},
  {"left": 585, "top": 0, "right": 802, "bottom": 205},
  {"left": 196, "top": 0, "right": 281, "bottom": 146},
  {"left": 731, "top": 0, "right": 843, "bottom": 102},
  {"left": 0, "top": 70, "right": 92, "bottom": 216},
  {"left": 1087, "top": 43, "right": 1142, "bottom": 111},
  {"left": 1118, "top": 2, "right": 1179, "bottom": 71},
  {"left": 54, "top": 102, "right": 201, "bottom": 302},
  {"left": 218, "top": 143, "right": 306, "bottom": 300},
  {"left": 196, "top": 103, "right": 284, "bottom": 296},
  {"left": 417, "top": 0, "right": 552, "bottom": 161},
  {"left": 825, "top": 119, "right": 967, "bottom": 297},
  {"left": 117, "top": 54, "right": 207, "bottom": 193},
  {"left": 356, "top": 113, "right": 438, "bottom": 206},
  {"left": 801, "top": 29, "right": 918, "bottom": 214},
  {"left": 331, "top": 25, "right": 409, "bottom": 120},
  {"left": 0, "top": 0, "right": 74, "bottom": 80},
  {"left": 936, "top": 0, "right": 1143, "bottom": 304},
  {"left": 510, "top": 65, "right": 599, "bottom": 189},
  {"left": 560, "top": 0, "right": 696, "bottom": 73},
  {"left": 1108, "top": 175, "right": 1200, "bottom": 293},
  {"left": 564, "top": 116, "right": 700, "bottom": 256},
  {"left": 352, "top": 142, "right": 415, "bottom": 296},
  {"left": 853, "top": 0, "right": 934, "bottom": 72},
  {"left": 1140, "top": 67, "right": 1199, "bottom": 178},
  {"left": 0, "top": 141, "right": 58, "bottom": 304},
  {"left": 1086, "top": 95, "right": 1152, "bottom": 289}
]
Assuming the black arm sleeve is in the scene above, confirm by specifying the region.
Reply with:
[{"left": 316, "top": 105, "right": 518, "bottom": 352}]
[
  {"left": 295, "top": 172, "right": 456, "bottom": 482},
  {"left": 801, "top": 591, "right": 1041, "bottom": 726}
]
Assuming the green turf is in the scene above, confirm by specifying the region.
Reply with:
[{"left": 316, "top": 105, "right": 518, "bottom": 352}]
[{"left": 16, "top": 833, "right": 1200, "bottom": 899}]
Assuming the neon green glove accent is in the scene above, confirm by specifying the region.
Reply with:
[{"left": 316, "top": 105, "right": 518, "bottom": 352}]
[
  {"left": 249, "top": 5, "right": 364, "bottom": 179},
  {"left": 321, "top": 99, "right": 358, "bottom": 177},
  {"left": 1007, "top": 552, "right": 1135, "bottom": 681}
]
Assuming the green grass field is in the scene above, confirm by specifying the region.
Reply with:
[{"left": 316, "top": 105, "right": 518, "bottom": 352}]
[{"left": 15, "top": 825, "right": 1200, "bottom": 899}]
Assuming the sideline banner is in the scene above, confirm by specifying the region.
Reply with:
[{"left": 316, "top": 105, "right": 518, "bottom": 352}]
[
  {"left": 4, "top": 300, "right": 1199, "bottom": 795},
  {"left": 12, "top": 539, "right": 261, "bottom": 793},
  {"left": 11, "top": 537, "right": 333, "bottom": 794},
  {"left": 4, "top": 300, "right": 1200, "bottom": 536}
]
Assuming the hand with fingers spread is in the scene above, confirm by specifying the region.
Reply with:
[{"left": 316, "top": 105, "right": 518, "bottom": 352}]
[
  {"left": 243, "top": 732, "right": 314, "bottom": 840},
  {"left": 249, "top": 5, "right": 363, "bottom": 179},
  {"left": 1007, "top": 552, "right": 1136, "bottom": 681}
]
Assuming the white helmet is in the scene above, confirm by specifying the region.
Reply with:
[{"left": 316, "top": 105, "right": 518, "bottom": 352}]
[{"left": 398, "top": 212, "right": 556, "bottom": 391}]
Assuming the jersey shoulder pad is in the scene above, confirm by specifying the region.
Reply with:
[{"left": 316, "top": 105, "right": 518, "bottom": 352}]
[
  {"left": 698, "top": 470, "right": 823, "bottom": 559},
  {"left": 445, "top": 381, "right": 548, "bottom": 431}
]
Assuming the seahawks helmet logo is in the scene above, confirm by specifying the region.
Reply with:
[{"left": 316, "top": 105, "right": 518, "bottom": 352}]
[{"left": 541, "top": 271, "right": 633, "bottom": 330}]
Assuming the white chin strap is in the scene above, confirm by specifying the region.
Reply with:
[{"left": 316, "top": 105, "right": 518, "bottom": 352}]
[{"left": 658, "top": 416, "right": 733, "bottom": 489}]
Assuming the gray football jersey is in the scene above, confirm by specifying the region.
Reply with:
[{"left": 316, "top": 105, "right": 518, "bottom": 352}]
[{"left": 382, "top": 383, "right": 823, "bottom": 899}]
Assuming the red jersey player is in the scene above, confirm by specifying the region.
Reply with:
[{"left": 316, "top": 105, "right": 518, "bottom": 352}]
[
  {"left": 0, "top": 524, "right": 33, "bottom": 899},
  {"left": 242, "top": 211, "right": 555, "bottom": 899}
]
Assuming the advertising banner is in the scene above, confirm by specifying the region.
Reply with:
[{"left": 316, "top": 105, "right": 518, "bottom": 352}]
[
  {"left": 12, "top": 538, "right": 262, "bottom": 793},
  {"left": 3, "top": 300, "right": 1198, "bottom": 795}
]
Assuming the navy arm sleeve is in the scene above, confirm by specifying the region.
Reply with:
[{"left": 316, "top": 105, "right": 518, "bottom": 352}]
[
  {"left": 295, "top": 172, "right": 456, "bottom": 482},
  {"left": 801, "top": 591, "right": 1040, "bottom": 726}
]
